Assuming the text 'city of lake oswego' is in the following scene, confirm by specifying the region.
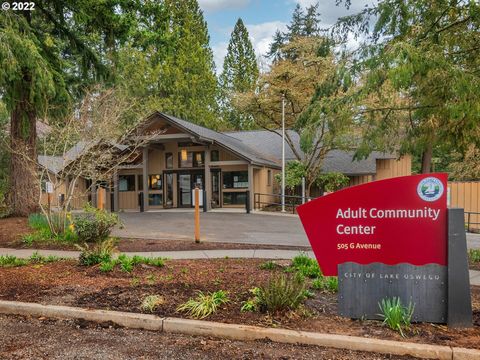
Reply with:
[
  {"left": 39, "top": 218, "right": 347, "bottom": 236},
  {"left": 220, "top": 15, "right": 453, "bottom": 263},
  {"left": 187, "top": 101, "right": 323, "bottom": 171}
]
[{"left": 336, "top": 207, "right": 441, "bottom": 221}]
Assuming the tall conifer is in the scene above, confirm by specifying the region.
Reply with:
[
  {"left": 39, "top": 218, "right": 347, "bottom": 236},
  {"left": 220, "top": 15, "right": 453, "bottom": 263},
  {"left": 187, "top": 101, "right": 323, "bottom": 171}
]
[{"left": 219, "top": 18, "right": 259, "bottom": 129}]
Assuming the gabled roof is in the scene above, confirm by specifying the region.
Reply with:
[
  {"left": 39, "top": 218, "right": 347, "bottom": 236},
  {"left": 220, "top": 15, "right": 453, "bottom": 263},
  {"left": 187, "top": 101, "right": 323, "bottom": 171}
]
[
  {"left": 146, "top": 112, "right": 281, "bottom": 168},
  {"left": 226, "top": 129, "right": 397, "bottom": 175}
]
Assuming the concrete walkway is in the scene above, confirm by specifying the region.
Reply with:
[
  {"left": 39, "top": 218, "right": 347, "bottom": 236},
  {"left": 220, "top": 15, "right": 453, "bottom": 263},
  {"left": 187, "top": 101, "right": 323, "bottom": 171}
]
[{"left": 1, "top": 247, "right": 479, "bottom": 286}]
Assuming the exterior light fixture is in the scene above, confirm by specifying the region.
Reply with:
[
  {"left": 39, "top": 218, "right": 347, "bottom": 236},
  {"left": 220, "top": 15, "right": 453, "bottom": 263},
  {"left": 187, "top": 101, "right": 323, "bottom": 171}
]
[{"left": 181, "top": 149, "right": 188, "bottom": 161}]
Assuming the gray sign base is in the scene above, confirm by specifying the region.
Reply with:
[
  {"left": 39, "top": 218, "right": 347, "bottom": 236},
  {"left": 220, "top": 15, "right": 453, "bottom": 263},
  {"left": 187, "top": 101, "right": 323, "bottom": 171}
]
[{"left": 338, "top": 262, "right": 447, "bottom": 323}]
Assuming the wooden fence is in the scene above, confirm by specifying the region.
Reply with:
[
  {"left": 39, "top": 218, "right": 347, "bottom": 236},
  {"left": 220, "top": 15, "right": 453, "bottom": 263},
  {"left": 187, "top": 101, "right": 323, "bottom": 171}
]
[{"left": 448, "top": 181, "right": 480, "bottom": 232}]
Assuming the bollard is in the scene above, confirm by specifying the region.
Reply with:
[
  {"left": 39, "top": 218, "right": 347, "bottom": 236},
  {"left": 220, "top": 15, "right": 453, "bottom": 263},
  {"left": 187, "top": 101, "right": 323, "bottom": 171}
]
[
  {"left": 194, "top": 187, "right": 200, "bottom": 243},
  {"left": 245, "top": 191, "right": 250, "bottom": 214},
  {"left": 139, "top": 192, "right": 144, "bottom": 212},
  {"left": 203, "top": 189, "right": 207, "bottom": 213}
]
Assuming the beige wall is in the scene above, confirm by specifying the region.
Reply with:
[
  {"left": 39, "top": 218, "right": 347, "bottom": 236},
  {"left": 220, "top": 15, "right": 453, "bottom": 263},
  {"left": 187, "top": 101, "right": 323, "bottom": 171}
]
[
  {"left": 375, "top": 155, "right": 412, "bottom": 181},
  {"left": 40, "top": 176, "right": 89, "bottom": 210},
  {"left": 252, "top": 166, "right": 279, "bottom": 209},
  {"left": 449, "top": 181, "right": 480, "bottom": 231},
  {"left": 349, "top": 175, "right": 373, "bottom": 187}
]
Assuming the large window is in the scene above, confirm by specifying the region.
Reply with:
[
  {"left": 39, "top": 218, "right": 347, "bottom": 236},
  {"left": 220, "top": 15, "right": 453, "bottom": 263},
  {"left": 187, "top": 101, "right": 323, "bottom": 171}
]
[
  {"left": 223, "top": 192, "right": 246, "bottom": 205},
  {"left": 149, "top": 174, "right": 162, "bottom": 190},
  {"left": 119, "top": 175, "right": 135, "bottom": 191},
  {"left": 223, "top": 171, "right": 248, "bottom": 189},
  {"left": 211, "top": 150, "right": 219, "bottom": 162},
  {"left": 179, "top": 151, "right": 204, "bottom": 168}
]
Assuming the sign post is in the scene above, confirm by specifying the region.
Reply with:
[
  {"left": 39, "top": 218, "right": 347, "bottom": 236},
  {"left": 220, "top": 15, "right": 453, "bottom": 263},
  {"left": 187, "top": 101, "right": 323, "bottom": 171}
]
[{"left": 297, "top": 173, "right": 472, "bottom": 327}]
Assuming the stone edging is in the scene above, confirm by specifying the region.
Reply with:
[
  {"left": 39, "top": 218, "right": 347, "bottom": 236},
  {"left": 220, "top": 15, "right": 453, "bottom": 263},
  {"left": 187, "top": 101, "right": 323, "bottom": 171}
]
[{"left": 0, "top": 300, "right": 477, "bottom": 360}]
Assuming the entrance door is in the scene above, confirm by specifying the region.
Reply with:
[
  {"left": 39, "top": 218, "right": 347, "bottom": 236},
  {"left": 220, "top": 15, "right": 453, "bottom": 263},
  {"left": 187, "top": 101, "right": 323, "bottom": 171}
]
[{"left": 178, "top": 174, "right": 191, "bottom": 207}]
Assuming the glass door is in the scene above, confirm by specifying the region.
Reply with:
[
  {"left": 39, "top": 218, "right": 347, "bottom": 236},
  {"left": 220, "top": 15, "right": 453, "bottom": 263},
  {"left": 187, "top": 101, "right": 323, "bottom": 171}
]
[
  {"left": 178, "top": 174, "right": 191, "bottom": 207},
  {"left": 211, "top": 170, "right": 220, "bottom": 208}
]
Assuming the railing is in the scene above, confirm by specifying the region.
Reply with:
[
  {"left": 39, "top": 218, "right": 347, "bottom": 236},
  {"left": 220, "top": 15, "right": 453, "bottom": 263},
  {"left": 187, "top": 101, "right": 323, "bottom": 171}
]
[
  {"left": 465, "top": 211, "right": 480, "bottom": 233},
  {"left": 254, "top": 193, "right": 315, "bottom": 214}
]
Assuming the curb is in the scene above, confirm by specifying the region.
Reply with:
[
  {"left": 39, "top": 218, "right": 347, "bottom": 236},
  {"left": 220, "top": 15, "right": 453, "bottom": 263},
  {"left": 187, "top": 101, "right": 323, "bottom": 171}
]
[{"left": 0, "top": 300, "right": 478, "bottom": 360}]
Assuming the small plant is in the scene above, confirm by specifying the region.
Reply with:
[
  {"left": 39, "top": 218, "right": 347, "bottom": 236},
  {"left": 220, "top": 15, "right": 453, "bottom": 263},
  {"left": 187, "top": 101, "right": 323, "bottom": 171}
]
[
  {"left": 118, "top": 254, "right": 134, "bottom": 272},
  {"left": 145, "top": 274, "right": 156, "bottom": 284},
  {"left": 99, "top": 261, "right": 115, "bottom": 272},
  {"left": 177, "top": 290, "right": 229, "bottom": 319},
  {"left": 312, "top": 276, "right": 338, "bottom": 292},
  {"left": 260, "top": 260, "right": 279, "bottom": 270},
  {"left": 74, "top": 204, "right": 120, "bottom": 243},
  {"left": 76, "top": 238, "right": 116, "bottom": 266},
  {"left": 469, "top": 249, "right": 480, "bottom": 263},
  {"left": 141, "top": 294, "right": 165, "bottom": 312},
  {"left": 29, "top": 252, "right": 61, "bottom": 264},
  {"left": 131, "top": 276, "right": 140, "bottom": 286},
  {"left": 291, "top": 253, "right": 321, "bottom": 278},
  {"left": 241, "top": 299, "right": 257, "bottom": 312},
  {"left": 256, "top": 273, "right": 306, "bottom": 313},
  {"left": 0, "top": 255, "right": 29, "bottom": 267},
  {"left": 378, "top": 297, "right": 415, "bottom": 337}
]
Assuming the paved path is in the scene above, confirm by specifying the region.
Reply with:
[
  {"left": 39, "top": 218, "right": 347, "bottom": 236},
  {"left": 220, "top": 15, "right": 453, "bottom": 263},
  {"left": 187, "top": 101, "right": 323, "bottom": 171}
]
[
  {"left": 1, "top": 247, "right": 479, "bottom": 286},
  {"left": 113, "top": 212, "right": 309, "bottom": 246}
]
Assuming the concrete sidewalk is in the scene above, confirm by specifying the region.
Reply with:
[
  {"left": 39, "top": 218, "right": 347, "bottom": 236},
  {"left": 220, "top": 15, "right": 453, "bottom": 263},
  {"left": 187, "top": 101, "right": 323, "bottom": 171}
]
[{"left": 1, "top": 247, "right": 479, "bottom": 286}]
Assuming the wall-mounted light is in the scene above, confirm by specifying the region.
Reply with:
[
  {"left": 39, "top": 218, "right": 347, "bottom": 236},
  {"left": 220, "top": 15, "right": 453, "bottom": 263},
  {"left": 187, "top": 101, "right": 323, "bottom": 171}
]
[{"left": 181, "top": 149, "right": 188, "bottom": 161}]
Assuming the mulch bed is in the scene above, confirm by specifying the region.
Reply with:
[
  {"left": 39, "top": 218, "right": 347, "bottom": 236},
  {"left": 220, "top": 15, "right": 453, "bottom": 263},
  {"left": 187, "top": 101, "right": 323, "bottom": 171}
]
[{"left": 0, "top": 258, "right": 478, "bottom": 350}]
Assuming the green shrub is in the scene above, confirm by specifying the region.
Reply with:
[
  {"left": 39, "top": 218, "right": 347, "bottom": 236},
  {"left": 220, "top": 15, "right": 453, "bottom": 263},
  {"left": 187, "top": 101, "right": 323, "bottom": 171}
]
[
  {"left": 291, "top": 253, "right": 321, "bottom": 278},
  {"left": 29, "top": 252, "right": 62, "bottom": 264},
  {"left": 141, "top": 295, "right": 165, "bottom": 313},
  {"left": 469, "top": 249, "right": 480, "bottom": 263},
  {"left": 28, "top": 213, "right": 50, "bottom": 230},
  {"left": 74, "top": 205, "right": 119, "bottom": 243},
  {"left": 0, "top": 255, "right": 29, "bottom": 267},
  {"left": 256, "top": 273, "right": 306, "bottom": 313},
  {"left": 76, "top": 238, "right": 116, "bottom": 266},
  {"left": 312, "top": 276, "right": 338, "bottom": 292},
  {"left": 378, "top": 297, "right": 415, "bottom": 337},
  {"left": 99, "top": 261, "right": 115, "bottom": 272},
  {"left": 118, "top": 254, "right": 134, "bottom": 272},
  {"left": 260, "top": 260, "right": 280, "bottom": 270},
  {"left": 177, "top": 290, "right": 229, "bottom": 319}
]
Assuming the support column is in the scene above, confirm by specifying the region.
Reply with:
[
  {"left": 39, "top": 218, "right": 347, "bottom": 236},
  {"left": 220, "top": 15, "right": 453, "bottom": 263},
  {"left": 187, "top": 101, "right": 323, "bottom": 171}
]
[
  {"left": 142, "top": 147, "right": 149, "bottom": 211},
  {"left": 204, "top": 148, "right": 211, "bottom": 211},
  {"left": 248, "top": 164, "right": 254, "bottom": 212},
  {"left": 113, "top": 170, "right": 119, "bottom": 212}
]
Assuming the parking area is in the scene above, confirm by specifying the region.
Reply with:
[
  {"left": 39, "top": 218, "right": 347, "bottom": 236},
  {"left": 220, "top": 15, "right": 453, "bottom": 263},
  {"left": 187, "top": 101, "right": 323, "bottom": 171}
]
[{"left": 113, "top": 211, "right": 310, "bottom": 247}]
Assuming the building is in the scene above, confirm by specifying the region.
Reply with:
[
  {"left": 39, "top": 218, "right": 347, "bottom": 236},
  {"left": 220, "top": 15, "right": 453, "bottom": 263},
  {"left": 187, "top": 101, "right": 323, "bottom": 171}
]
[{"left": 38, "top": 111, "right": 411, "bottom": 212}]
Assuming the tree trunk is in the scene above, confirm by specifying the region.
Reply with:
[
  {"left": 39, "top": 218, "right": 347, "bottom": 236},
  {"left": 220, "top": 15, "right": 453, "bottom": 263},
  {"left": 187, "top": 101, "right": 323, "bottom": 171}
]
[
  {"left": 421, "top": 144, "right": 433, "bottom": 174},
  {"left": 8, "top": 76, "right": 39, "bottom": 216}
]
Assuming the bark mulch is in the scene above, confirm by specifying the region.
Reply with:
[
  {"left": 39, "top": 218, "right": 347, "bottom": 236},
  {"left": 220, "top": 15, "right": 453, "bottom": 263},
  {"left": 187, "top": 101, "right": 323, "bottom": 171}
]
[{"left": 0, "top": 259, "right": 478, "bottom": 350}]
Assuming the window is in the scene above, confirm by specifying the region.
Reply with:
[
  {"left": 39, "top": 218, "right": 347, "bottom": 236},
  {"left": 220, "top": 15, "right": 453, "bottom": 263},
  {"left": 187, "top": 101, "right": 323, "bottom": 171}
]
[
  {"left": 211, "top": 150, "right": 219, "bottom": 162},
  {"left": 179, "top": 151, "right": 204, "bottom": 168},
  {"left": 165, "top": 152, "right": 173, "bottom": 169},
  {"left": 267, "top": 170, "right": 272, "bottom": 186},
  {"left": 119, "top": 175, "right": 135, "bottom": 191},
  {"left": 148, "top": 193, "right": 163, "bottom": 206},
  {"left": 149, "top": 174, "right": 162, "bottom": 190},
  {"left": 223, "top": 171, "right": 248, "bottom": 189},
  {"left": 223, "top": 192, "right": 247, "bottom": 205},
  {"left": 137, "top": 175, "right": 143, "bottom": 191}
]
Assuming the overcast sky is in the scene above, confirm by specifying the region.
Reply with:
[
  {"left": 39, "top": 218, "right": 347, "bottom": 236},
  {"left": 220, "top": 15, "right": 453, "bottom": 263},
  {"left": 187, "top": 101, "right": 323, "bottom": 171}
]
[{"left": 198, "top": 0, "right": 372, "bottom": 72}]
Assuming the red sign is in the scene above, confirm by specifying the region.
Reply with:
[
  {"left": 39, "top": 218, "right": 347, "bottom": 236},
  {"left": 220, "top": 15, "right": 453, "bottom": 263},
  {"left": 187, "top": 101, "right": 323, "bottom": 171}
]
[{"left": 297, "top": 173, "right": 448, "bottom": 276}]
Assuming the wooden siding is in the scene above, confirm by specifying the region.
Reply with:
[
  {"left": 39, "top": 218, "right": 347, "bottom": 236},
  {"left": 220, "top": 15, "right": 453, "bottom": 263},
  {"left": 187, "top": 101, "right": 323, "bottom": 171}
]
[
  {"left": 448, "top": 181, "right": 480, "bottom": 230},
  {"left": 375, "top": 155, "right": 412, "bottom": 180}
]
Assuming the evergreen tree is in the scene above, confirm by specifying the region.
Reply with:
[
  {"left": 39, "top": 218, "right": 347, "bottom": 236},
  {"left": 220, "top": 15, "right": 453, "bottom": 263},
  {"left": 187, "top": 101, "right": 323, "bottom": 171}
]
[
  {"left": 267, "top": 2, "right": 321, "bottom": 61},
  {"left": 0, "top": 2, "right": 135, "bottom": 215},
  {"left": 117, "top": 0, "right": 219, "bottom": 129},
  {"left": 219, "top": 18, "right": 259, "bottom": 129}
]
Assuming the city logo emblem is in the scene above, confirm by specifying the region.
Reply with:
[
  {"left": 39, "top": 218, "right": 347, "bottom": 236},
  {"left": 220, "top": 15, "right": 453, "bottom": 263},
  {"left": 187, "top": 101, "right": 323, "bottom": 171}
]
[{"left": 417, "top": 177, "right": 444, "bottom": 202}]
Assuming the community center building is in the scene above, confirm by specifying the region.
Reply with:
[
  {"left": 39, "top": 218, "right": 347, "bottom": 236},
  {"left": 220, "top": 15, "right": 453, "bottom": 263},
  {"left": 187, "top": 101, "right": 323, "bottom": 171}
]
[{"left": 38, "top": 111, "right": 412, "bottom": 212}]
